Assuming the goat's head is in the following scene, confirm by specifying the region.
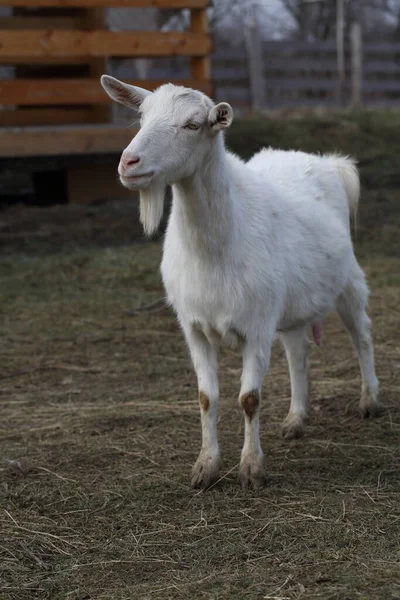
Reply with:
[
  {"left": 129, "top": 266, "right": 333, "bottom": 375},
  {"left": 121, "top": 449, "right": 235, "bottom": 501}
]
[
  {"left": 101, "top": 75, "right": 233, "bottom": 187},
  {"left": 101, "top": 75, "right": 233, "bottom": 234}
]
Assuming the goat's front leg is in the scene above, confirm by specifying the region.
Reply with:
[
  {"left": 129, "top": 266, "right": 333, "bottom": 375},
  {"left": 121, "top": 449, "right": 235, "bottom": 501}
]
[
  {"left": 184, "top": 325, "right": 221, "bottom": 489},
  {"left": 239, "top": 339, "right": 272, "bottom": 490}
]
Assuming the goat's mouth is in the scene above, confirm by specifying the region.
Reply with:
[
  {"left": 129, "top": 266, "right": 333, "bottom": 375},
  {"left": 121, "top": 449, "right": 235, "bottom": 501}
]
[{"left": 120, "top": 171, "right": 154, "bottom": 189}]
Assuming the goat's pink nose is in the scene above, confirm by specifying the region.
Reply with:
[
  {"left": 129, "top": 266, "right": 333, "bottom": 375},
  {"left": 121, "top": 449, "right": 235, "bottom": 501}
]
[{"left": 121, "top": 154, "right": 140, "bottom": 169}]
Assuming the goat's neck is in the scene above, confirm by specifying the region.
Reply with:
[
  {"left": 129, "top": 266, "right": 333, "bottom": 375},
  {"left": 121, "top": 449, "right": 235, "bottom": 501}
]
[{"left": 171, "top": 137, "right": 236, "bottom": 254}]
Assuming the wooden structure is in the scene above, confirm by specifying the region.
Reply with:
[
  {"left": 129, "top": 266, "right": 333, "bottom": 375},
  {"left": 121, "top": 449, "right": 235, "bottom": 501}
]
[
  {"left": 0, "top": 0, "right": 211, "bottom": 202},
  {"left": 212, "top": 39, "right": 400, "bottom": 111}
]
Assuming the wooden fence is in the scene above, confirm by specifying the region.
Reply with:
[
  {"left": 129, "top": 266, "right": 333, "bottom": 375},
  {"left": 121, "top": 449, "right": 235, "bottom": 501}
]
[
  {"left": 1, "top": 2, "right": 399, "bottom": 131},
  {"left": 112, "top": 35, "right": 400, "bottom": 112},
  {"left": 122, "top": 31, "right": 400, "bottom": 111},
  {"left": 213, "top": 35, "right": 400, "bottom": 110},
  {"left": 0, "top": 0, "right": 212, "bottom": 127}
]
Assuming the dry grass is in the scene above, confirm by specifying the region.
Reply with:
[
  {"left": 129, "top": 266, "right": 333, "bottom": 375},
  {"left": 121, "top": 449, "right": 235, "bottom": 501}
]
[{"left": 1, "top": 113, "right": 399, "bottom": 599}]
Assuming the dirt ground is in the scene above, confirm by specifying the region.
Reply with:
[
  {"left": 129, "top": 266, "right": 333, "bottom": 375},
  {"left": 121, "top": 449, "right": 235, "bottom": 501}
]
[{"left": 0, "top": 113, "right": 399, "bottom": 599}]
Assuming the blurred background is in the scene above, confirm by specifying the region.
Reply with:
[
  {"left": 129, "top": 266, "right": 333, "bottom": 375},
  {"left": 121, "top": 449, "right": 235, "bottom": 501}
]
[
  {"left": 111, "top": 0, "right": 400, "bottom": 113},
  {"left": 0, "top": 0, "right": 400, "bottom": 205}
]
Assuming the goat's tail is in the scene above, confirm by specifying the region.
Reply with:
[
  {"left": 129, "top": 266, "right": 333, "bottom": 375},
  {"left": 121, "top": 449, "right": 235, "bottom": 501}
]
[{"left": 326, "top": 154, "right": 360, "bottom": 226}]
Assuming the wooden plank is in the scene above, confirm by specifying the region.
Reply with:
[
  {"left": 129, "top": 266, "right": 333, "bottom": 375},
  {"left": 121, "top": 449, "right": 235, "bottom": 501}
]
[
  {"left": 362, "top": 80, "right": 400, "bottom": 92},
  {"left": 215, "top": 86, "right": 250, "bottom": 103},
  {"left": 212, "top": 66, "right": 248, "bottom": 80},
  {"left": 0, "top": 55, "right": 91, "bottom": 65},
  {"left": 0, "top": 15, "right": 87, "bottom": 28},
  {"left": 262, "top": 58, "right": 338, "bottom": 71},
  {"left": 0, "top": 78, "right": 213, "bottom": 105},
  {"left": 363, "top": 42, "right": 400, "bottom": 54},
  {"left": 3, "top": 0, "right": 209, "bottom": 7},
  {"left": 0, "top": 108, "right": 100, "bottom": 126},
  {"left": 264, "top": 78, "right": 341, "bottom": 91},
  {"left": 364, "top": 62, "right": 400, "bottom": 74},
  {"left": 85, "top": 7, "right": 109, "bottom": 122},
  {"left": 213, "top": 46, "right": 247, "bottom": 61},
  {"left": 263, "top": 40, "right": 338, "bottom": 53},
  {"left": 0, "top": 124, "right": 136, "bottom": 157},
  {"left": 271, "top": 97, "right": 339, "bottom": 109},
  {"left": 190, "top": 8, "right": 211, "bottom": 90},
  {"left": 0, "top": 30, "right": 211, "bottom": 60},
  {"left": 215, "top": 40, "right": 400, "bottom": 61},
  {"left": 262, "top": 57, "right": 400, "bottom": 73},
  {"left": 215, "top": 56, "right": 399, "bottom": 75}
]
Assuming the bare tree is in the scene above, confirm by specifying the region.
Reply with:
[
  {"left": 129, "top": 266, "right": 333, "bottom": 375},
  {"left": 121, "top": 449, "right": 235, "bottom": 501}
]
[
  {"left": 281, "top": 0, "right": 400, "bottom": 41},
  {"left": 157, "top": 1, "right": 283, "bottom": 44},
  {"left": 350, "top": 0, "right": 400, "bottom": 39},
  {"left": 156, "top": 0, "right": 400, "bottom": 42}
]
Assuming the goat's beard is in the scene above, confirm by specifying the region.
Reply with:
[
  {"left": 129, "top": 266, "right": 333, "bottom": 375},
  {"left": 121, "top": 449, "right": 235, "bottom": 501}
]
[{"left": 139, "top": 181, "right": 165, "bottom": 237}]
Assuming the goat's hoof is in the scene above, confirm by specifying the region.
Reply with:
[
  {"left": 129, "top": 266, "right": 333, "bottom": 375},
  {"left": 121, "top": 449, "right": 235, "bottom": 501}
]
[
  {"left": 191, "top": 452, "right": 221, "bottom": 490},
  {"left": 360, "top": 388, "right": 382, "bottom": 419},
  {"left": 360, "top": 400, "right": 383, "bottom": 419},
  {"left": 282, "top": 414, "right": 306, "bottom": 440},
  {"left": 239, "top": 454, "right": 266, "bottom": 491}
]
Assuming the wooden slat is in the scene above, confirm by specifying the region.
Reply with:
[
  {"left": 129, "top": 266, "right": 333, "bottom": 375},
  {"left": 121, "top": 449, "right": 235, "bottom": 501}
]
[
  {"left": 0, "top": 15, "right": 87, "bottom": 29},
  {"left": 364, "top": 62, "right": 400, "bottom": 74},
  {"left": 215, "top": 41, "right": 400, "bottom": 62},
  {"left": 263, "top": 40, "right": 338, "bottom": 53},
  {"left": 0, "top": 124, "right": 136, "bottom": 157},
  {"left": 0, "top": 78, "right": 213, "bottom": 105},
  {"left": 3, "top": 0, "right": 209, "bottom": 7},
  {"left": 0, "top": 30, "right": 211, "bottom": 60},
  {"left": 0, "top": 108, "right": 100, "bottom": 126},
  {"left": 263, "top": 58, "right": 338, "bottom": 71},
  {"left": 85, "top": 7, "right": 109, "bottom": 121},
  {"left": 214, "top": 58, "right": 400, "bottom": 76},
  {"left": 0, "top": 56, "right": 90, "bottom": 65},
  {"left": 265, "top": 78, "right": 341, "bottom": 91},
  {"left": 363, "top": 42, "right": 400, "bottom": 54},
  {"left": 190, "top": 8, "right": 211, "bottom": 91},
  {"left": 362, "top": 80, "right": 400, "bottom": 92}
]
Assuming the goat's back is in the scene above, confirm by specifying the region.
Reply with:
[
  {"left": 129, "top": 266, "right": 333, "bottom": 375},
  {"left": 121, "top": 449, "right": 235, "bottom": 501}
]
[{"left": 246, "top": 148, "right": 358, "bottom": 230}]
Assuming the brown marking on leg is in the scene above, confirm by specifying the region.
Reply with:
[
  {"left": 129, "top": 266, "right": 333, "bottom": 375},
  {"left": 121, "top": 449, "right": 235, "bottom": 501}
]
[
  {"left": 240, "top": 389, "right": 260, "bottom": 421},
  {"left": 199, "top": 391, "right": 210, "bottom": 412}
]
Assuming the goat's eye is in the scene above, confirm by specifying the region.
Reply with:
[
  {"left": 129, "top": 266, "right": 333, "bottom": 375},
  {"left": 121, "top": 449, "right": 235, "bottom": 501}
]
[{"left": 184, "top": 122, "right": 200, "bottom": 131}]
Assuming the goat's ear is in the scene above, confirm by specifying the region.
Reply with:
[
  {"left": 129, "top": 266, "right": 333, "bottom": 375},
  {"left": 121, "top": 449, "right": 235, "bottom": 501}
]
[
  {"left": 208, "top": 102, "right": 233, "bottom": 132},
  {"left": 100, "top": 75, "right": 152, "bottom": 109}
]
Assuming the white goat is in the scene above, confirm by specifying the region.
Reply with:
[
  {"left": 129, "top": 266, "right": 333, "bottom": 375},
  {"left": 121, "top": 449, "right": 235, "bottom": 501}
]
[{"left": 101, "top": 75, "right": 381, "bottom": 490}]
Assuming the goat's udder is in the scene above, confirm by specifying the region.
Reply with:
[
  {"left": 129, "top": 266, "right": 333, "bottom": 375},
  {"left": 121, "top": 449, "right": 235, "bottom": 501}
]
[{"left": 312, "top": 321, "right": 323, "bottom": 346}]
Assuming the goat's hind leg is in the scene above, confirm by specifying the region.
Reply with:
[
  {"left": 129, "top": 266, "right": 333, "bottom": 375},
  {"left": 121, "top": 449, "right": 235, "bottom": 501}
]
[
  {"left": 279, "top": 325, "right": 310, "bottom": 439},
  {"left": 336, "top": 270, "right": 381, "bottom": 418},
  {"left": 184, "top": 325, "right": 222, "bottom": 489}
]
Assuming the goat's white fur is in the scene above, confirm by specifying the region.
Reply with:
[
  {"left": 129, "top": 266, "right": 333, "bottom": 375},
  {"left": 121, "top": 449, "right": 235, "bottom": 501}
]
[{"left": 101, "top": 75, "right": 381, "bottom": 490}]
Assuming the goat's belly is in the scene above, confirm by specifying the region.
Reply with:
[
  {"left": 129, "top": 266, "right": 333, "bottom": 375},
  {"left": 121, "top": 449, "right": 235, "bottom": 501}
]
[{"left": 193, "top": 320, "right": 245, "bottom": 350}]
